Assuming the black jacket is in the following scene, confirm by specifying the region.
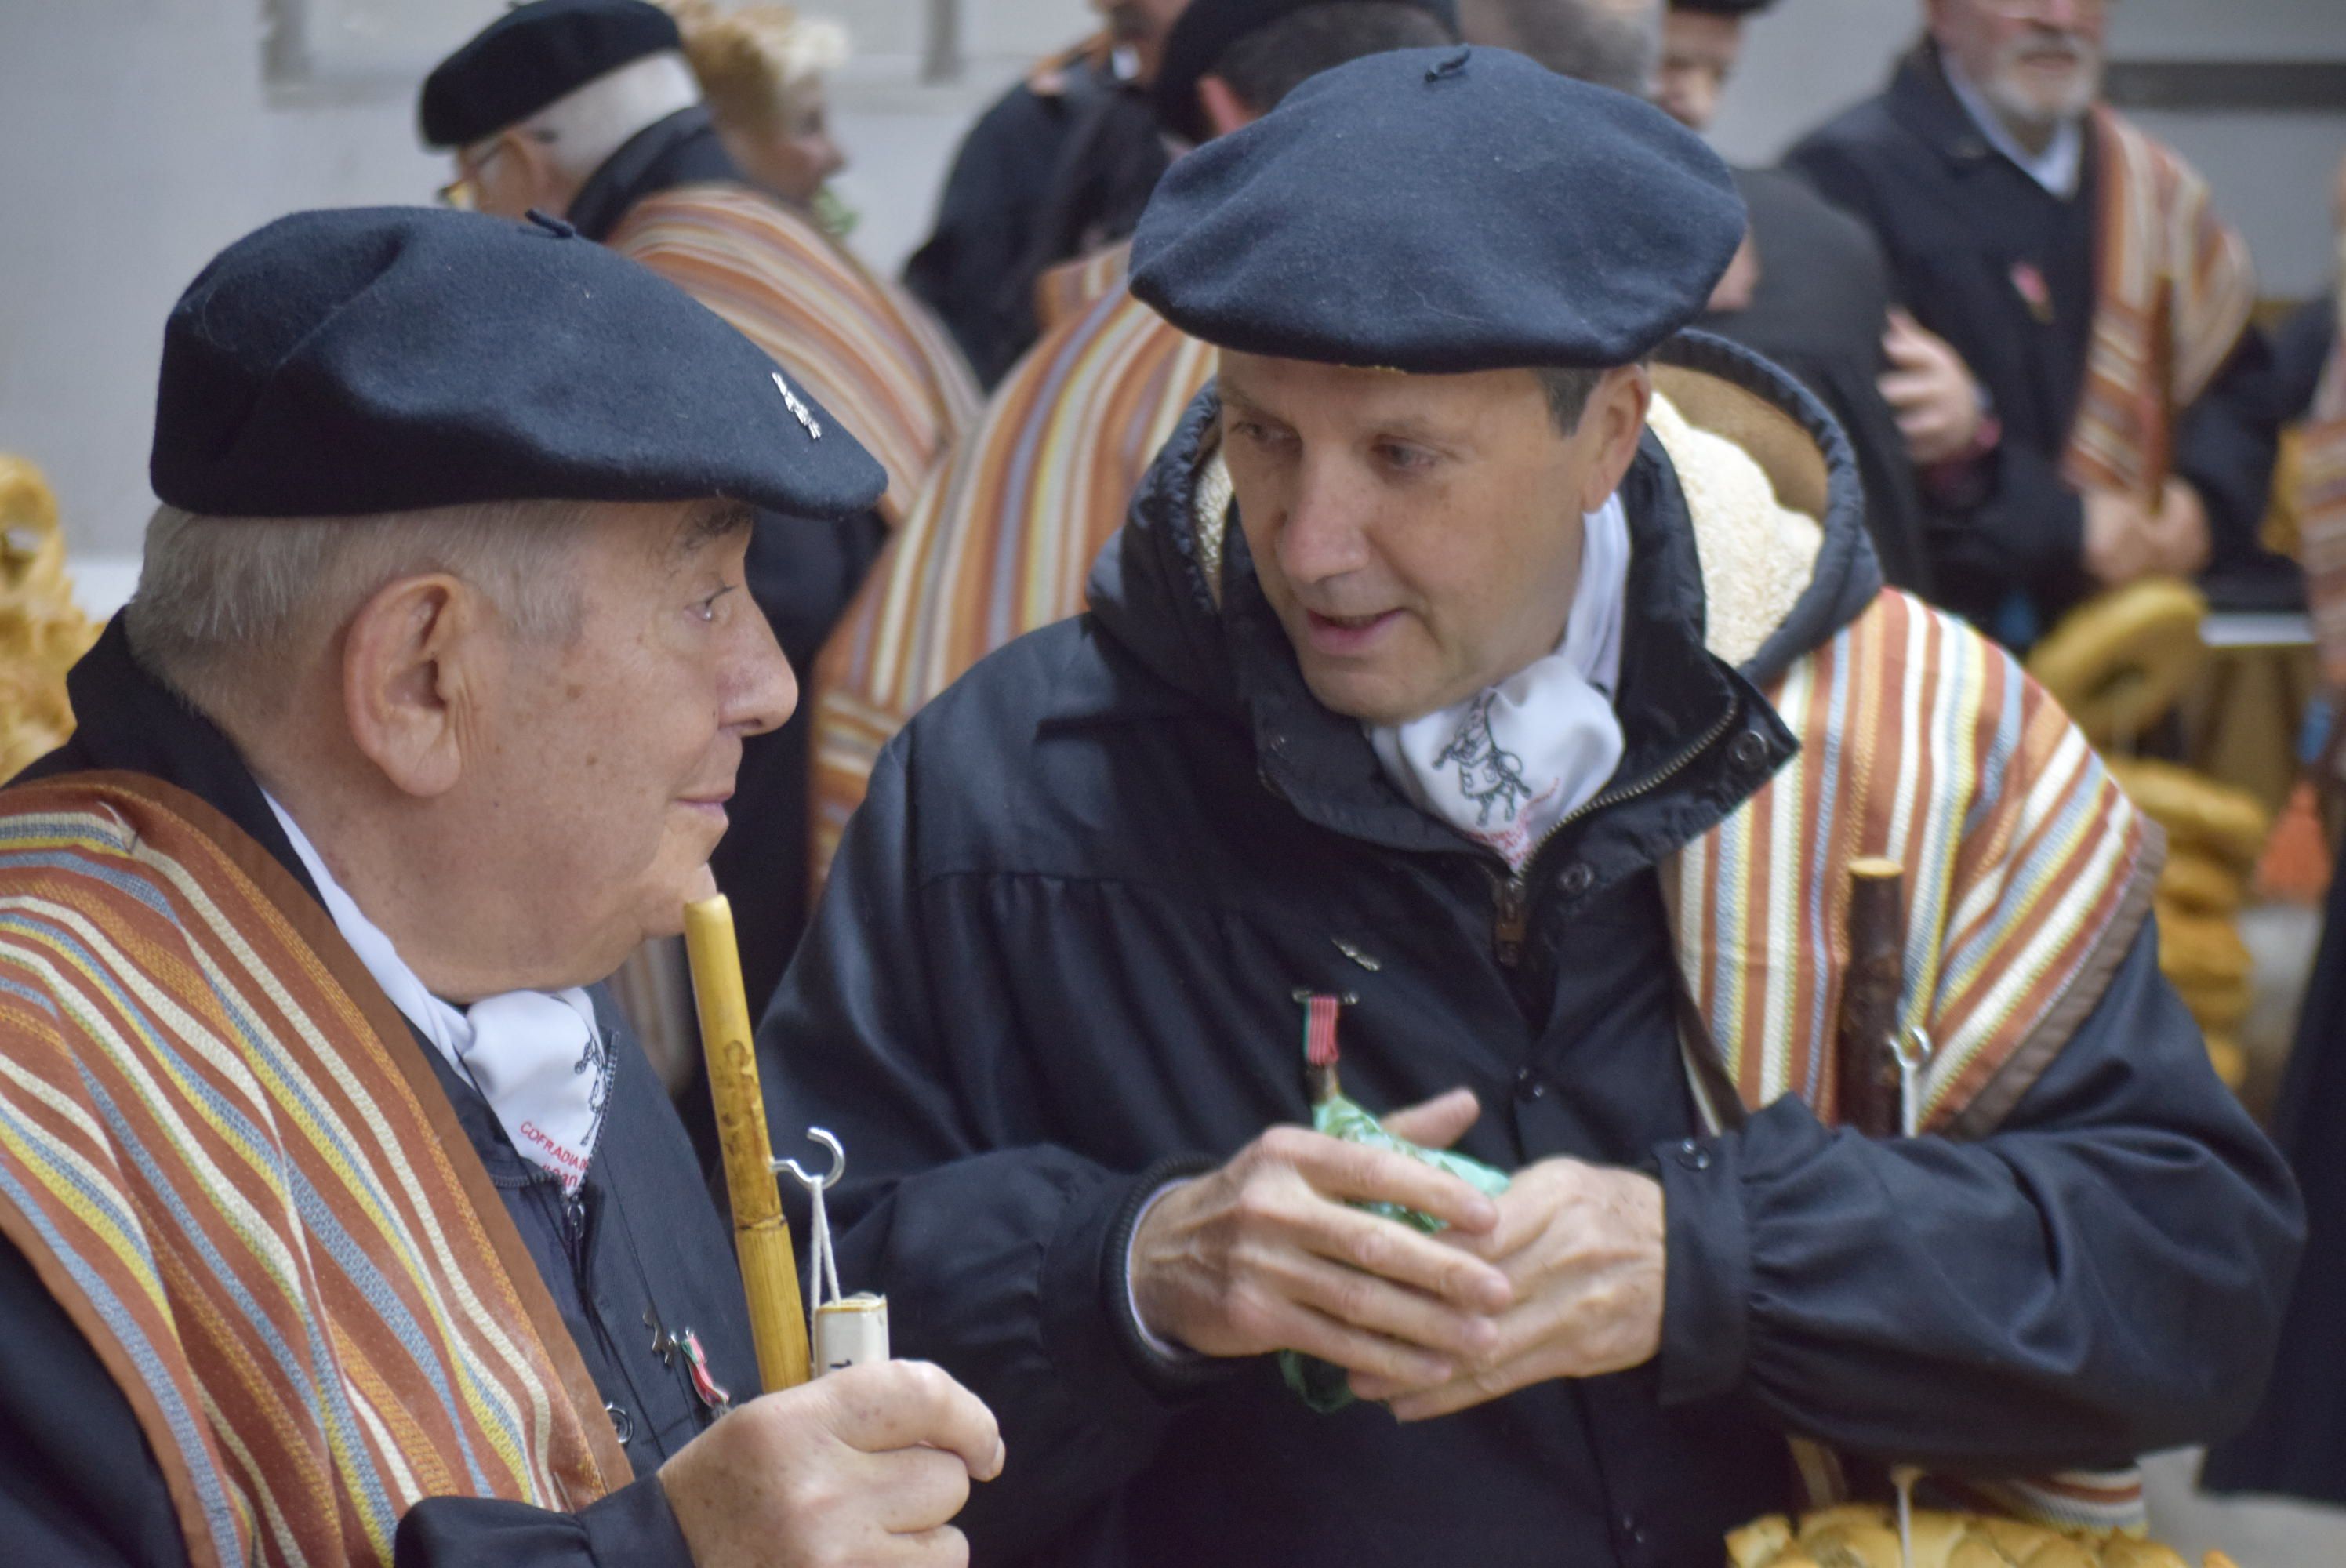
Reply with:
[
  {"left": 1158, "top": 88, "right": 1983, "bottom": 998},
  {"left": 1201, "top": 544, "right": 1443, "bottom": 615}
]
[
  {"left": 2, "top": 622, "right": 758, "bottom": 1566},
  {"left": 1787, "top": 43, "right": 2278, "bottom": 639},
  {"left": 763, "top": 333, "right": 2302, "bottom": 1566},
  {"left": 903, "top": 53, "right": 1170, "bottom": 388}
]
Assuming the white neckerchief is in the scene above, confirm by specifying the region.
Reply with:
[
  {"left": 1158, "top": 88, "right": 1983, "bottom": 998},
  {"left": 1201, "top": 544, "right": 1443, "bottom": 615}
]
[
  {"left": 1370, "top": 494, "right": 1629, "bottom": 871},
  {"left": 1945, "top": 56, "right": 2083, "bottom": 200},
  {"left": 266, "top": 794, "right": 613, "bottom": 1193}
]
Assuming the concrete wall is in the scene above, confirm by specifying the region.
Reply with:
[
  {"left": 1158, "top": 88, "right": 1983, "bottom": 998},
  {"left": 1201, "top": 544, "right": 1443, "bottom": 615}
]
[{"left": 2, "top": 0, "right": 2340, "bottom": 565}]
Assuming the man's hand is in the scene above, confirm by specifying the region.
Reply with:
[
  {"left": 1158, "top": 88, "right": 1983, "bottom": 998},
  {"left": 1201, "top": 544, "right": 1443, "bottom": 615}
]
[
  {"left": 1880, "top": 309, "right": 1985, "bottom": 466},
  {"left": 1129, "top": 1089, "right": 1513, "bottom": 1387},
  {"left": 2082, "top": 488, "right": 2159, "bottom": 587},
  {"left": 2144, "top": 477, "right": 2213, "bottom": 577},
  {"left": 1349, "top": 1157, "right": 1665, "bottom": 1422},
  {"left": 659, "top": 1361, "right": 1004, "bottom": 1568}
]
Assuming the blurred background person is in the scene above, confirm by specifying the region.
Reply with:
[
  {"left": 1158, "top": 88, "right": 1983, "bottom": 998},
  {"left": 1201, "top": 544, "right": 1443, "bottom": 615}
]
[
  {"left": 669, "top": 1, "right": 848, "bottom": 217},
  {"left": 1658, "top": 0, "right": 1935, "bottom": 595},
  {"left": 904, "top": 0, "right": 1190, "bottom": 387},
  {"left": 1789, "top": 0, "right": 2276, "bottom": 650}
]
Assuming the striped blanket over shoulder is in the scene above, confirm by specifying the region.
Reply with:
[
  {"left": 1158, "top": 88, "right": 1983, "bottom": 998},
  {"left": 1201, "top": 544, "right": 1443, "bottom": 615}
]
[
  {"left": 0, "top": 773, "right": 625, "bottom": 1567},
  {"left": 808, "top": 241, "right": 1215, "bottom": 884},
  {"left": 2061, "top": 107, "right": 2256, "bottom": 503},
  {"left": 2294, "top": 277, "right": 2346, "bottom": 687},
  {"left": 609, "top": 185, "right": 980, "bottom": 527}
]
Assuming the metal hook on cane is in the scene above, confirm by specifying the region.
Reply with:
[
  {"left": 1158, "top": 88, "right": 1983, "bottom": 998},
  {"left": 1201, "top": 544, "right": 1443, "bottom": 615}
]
[
  {"left": 773, "top": 1126, "right": 845, "bottom": 1192},
  {"left": 774, "top": 1129, "right": 848, "bottom": 1327}
]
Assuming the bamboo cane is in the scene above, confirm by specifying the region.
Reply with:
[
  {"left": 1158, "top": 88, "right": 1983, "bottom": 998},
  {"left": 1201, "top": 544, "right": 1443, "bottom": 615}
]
[
  {"left": 684, "top": 895, "right": 811, "bottom": 1393},
  {"left": 1836, "top": 858, "right": 1906, "bottom": 1139}
]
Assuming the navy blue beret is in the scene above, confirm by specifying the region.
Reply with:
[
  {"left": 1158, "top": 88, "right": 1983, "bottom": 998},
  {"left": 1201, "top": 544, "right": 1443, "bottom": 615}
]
[
  {"left": 150, "top": 206, "right": 885, "bottom": 521},
  {"left": 1152, "top": 0, "right": 1459, "bottom": 144},
  {"left": 1130, "top": 46, "right": 1748, "bottom": 372},
  {"left": 1671, "top": 0, "right": 1775, "bottom": 15},
  {"left": 419, "top": 0, "right": 680, "bottom": 149}
]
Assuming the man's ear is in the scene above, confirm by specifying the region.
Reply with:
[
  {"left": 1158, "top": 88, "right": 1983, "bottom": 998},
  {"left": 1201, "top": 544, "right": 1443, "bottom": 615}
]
[
  {"left": 1194, "top": 75, "right": 1257, "bottom": 140},
  {"left": 1576, "top": 365, "right": 1653, "bottom": 514},
  {"left": 341, "top": 575, "right": 495, "bottom": 799}
]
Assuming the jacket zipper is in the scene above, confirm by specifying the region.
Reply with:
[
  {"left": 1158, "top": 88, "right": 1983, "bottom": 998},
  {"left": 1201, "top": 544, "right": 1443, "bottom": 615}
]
[{"left": 1492, "top": 698, "right": 1743, "bottom": 966}]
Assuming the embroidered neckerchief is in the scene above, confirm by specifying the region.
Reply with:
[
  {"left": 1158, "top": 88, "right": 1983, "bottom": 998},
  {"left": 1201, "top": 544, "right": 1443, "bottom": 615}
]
[
  {"left": 267, "top": 796, "right": 613, "bottom": 1192},
  {"left": 1368, "top": 494, "right": 1629, "bottom": 870}
]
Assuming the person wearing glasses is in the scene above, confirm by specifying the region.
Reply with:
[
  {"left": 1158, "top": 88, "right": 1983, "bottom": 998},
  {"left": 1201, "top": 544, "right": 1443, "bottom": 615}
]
[
  {"left": 1787, "top": 0, "right": 2278, "bottom": 652},
  {"left": 423, "top": 0, "right": 980, "bottom": 1023}
]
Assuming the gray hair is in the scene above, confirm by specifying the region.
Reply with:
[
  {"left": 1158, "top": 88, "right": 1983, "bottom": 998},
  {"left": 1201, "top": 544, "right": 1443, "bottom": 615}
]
[
  {"left": 1535, "top": 365, "right": 1611, "bottom": 432},
  {"left": 1458, "top": 0, "right": 1662, "bottom": 96},
  {"left": 125, "top": 499, "right": 589, "bottom": 719}
]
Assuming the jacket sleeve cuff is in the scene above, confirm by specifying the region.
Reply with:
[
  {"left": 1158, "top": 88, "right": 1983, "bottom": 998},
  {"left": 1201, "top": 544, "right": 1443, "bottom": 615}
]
[
  {"left": 581, "top": 1478, "right": 694, "bottom": 1568},
  {"left": 1654, "top": 1131, "right": 1752, "bottom": 1408},
  {"left": 1087, "top": 1153, "right": 1234, "bottom": 1399}
]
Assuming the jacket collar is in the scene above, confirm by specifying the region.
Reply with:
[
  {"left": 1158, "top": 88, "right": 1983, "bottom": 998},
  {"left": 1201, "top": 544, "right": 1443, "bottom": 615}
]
[
  {"left": 1884, "top": 39, "right": 2021, "bottom": 176},
  {"left": 567, "top": 105, "right": 743, "bottom": 243},
  {"left": 15, "top": 618, "right": 319, "bottom": 903}
]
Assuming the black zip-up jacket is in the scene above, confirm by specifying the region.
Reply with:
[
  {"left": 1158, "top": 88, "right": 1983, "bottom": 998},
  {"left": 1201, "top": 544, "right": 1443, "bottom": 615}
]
[
  {"left": 762, "top": 333, "right": 2301, "bottom": 1567},
  {"left": 1, "top": 623, "right": 754, "bottom": 1565}
]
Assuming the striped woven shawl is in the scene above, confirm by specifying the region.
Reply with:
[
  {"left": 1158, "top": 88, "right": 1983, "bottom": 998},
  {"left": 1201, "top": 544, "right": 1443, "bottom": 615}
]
[
  {"left": 609, "top": 185, "right": 980, "bottom": 527},
  {"left": 2061, "top": 108, "right": 2256, "bottom": 503},
  {"left": 808, "top": 241, "right": 1214, "bottom": 882},
  {"left": 0, "top": 774, "right": 626, "bottom": 1566}
]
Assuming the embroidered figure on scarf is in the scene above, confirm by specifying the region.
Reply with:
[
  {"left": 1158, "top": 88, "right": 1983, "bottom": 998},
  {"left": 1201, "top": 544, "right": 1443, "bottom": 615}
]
[
  {"left": 577, "top": 1026, "right": 614, "bottom": 1154},
  {"left": 1433, "top": 693, "right": 1534, "bottom": 826}
]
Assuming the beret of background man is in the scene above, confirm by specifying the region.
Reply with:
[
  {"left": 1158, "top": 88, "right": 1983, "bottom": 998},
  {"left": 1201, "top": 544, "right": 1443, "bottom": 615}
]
[
  {"left": 763, "top": 45, "right": 2300, "bottom": 1566},
  {"left": 0, "top": 206, "right": 998, "bottom": 1568}
]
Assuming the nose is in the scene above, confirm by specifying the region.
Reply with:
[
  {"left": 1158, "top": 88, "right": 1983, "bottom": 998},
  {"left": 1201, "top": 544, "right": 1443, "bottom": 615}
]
[
  {"left": 725, "top": 602, "right": 798, "bottom": 739},
  {"left": 1273, "top": 459, "right": 1375, "bottom": 590}
]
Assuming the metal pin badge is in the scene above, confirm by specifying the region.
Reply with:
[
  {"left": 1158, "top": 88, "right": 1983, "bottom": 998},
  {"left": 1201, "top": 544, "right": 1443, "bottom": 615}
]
[{"left": 772, "top": 372, "right": 823, "bottom": 439}]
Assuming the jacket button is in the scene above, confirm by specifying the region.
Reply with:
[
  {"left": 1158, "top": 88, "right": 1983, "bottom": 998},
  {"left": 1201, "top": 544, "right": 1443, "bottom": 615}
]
[
  {"left": 1729, "top": 729, "right": 1771, "bottom": 770},
  {"left": 1556, "top": 862, "right": 1594, "bottom": 897},
  {"left": 1675, "top": 1138, "right": 1712, "bottom": 1171},
  {"left": 1514, "top": 1068, "right": 1547, "bottom": 1102},
  {"left": 605, "top": 1403, "right": 634, "bottom": 1446}
]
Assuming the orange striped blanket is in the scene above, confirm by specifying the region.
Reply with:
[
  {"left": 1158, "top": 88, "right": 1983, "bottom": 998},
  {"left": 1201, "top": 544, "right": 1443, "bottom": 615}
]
[
  {"left": 0, "top": 774, "right": 626, "bottom": 1566},
  {"left": 609, "top": 185, "right": 980, "bottom": 526},
  {"left": 808, "top": 241, "right": 1215, "bottom": 882},
  {"left": 2296, "top": 277, "right": 2346, "bottom": 686},
  {"left": 2061, "top": 108, "right": 2256, "bottom": 503}
]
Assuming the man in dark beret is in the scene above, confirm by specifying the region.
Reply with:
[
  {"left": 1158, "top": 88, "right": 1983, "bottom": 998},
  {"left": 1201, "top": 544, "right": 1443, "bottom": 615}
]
[
  {"left": 1653, "top": 0, "right": 1937, "bottom": 597},
  {"left": 764, "top": 47, "right": 2301, "bottom": 1565},
  {"left": 0, "top": 206, "right": 1000, "bottom": 1567},
  {"left": 423, "top": 0, "right": 979, "bottom": 1020}
]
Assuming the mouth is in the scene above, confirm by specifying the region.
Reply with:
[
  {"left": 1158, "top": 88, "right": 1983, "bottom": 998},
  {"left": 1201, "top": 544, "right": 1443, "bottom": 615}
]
[
  {"left": 677, "top": 792, "right": 733, "bottom": 827},
  {"left": 1302, "top": 608, "right": 1402, "bottom": 655}
]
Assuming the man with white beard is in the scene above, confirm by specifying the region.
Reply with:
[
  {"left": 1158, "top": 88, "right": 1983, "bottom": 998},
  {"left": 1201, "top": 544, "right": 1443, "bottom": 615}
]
[{"left": 1788, "top": 0, "right": 2277, "bottom": 651}]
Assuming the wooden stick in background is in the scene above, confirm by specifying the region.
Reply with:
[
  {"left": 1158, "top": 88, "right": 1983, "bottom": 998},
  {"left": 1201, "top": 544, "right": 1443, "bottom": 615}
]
[
  {"left": 1836, "top": 858, "right": 1907, "bottom": 1139},
  {"left": 685, "top": 894, "right": 811, "bottom": 1393}
]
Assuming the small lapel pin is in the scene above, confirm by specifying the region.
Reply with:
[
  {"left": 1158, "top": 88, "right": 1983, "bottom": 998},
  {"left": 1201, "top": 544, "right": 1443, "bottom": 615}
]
[{"left": 772, "top": 372, "right": 823, "bottom": 439}]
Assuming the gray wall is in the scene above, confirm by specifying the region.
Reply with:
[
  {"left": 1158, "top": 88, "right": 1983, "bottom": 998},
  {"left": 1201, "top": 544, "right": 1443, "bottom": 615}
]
[{"left": 2, "top": 0, "right": 2340, "bottom": 561}]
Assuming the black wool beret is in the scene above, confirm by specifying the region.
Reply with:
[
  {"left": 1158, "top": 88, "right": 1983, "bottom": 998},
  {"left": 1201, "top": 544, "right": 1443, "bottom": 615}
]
[
  {"left": 419, "top": 0, "right": 681, "bottom": 149},
  {"left": 1153, "top": 0, "right": 1459, "bottom": 145},
  {"left": 1669, "top": 0, "right": 1777, "bottom": 15},
  {"left": 1129, "top": 46, "right": 1749, "bottom": 372},
  {"left": 151, "top": 206, "right": 886, "bottom": 521}
]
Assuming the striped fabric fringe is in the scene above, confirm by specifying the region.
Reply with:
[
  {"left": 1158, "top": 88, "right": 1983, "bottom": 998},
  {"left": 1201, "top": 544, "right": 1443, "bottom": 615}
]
[
  {"left": 0, "top": 776, "right": 622, "bottom": 1567},
  {"left": 1669, "top": 589, "right": 2159, "bottom": 1531},
  {"left": 808, "top": 241, "right": 1215, "bottom": 884},
  {"left": 609, "top": 185, "right": 979, "bottom": 526},
  {"left": 2061, "top": 108, "right": 2256, "bottom": 503},
  {"left": 2295, "top": 278, "right": 2346, "bottom": 686}
]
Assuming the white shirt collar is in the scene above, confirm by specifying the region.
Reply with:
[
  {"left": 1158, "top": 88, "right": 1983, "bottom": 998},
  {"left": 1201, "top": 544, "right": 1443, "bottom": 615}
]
[{"left": 1944, "top": 56, "right": 2084, "bottom": 200}]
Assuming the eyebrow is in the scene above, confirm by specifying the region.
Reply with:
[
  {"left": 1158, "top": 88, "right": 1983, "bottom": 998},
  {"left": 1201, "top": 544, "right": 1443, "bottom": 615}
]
[{"left": 671, "top": 499, "right": 757, "bottom": 558}]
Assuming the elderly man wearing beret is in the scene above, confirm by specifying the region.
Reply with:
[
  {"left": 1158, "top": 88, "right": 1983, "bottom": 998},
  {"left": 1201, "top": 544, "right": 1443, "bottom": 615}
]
[
  {"left": 0, "top": 208, "right": 999, "bottom": 1566},
  {"left": 764, "top": 49, "right": 2302, "bottom": 1566}
]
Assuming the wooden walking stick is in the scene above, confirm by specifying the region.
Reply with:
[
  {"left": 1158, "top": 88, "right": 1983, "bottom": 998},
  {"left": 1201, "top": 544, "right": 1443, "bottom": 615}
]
[
  {"left": 684, "top": 894, "right": 811, "bottom": 1393},
  {"left": 1836, "top": 858, "right": 1907, "bottom": 1139}
]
